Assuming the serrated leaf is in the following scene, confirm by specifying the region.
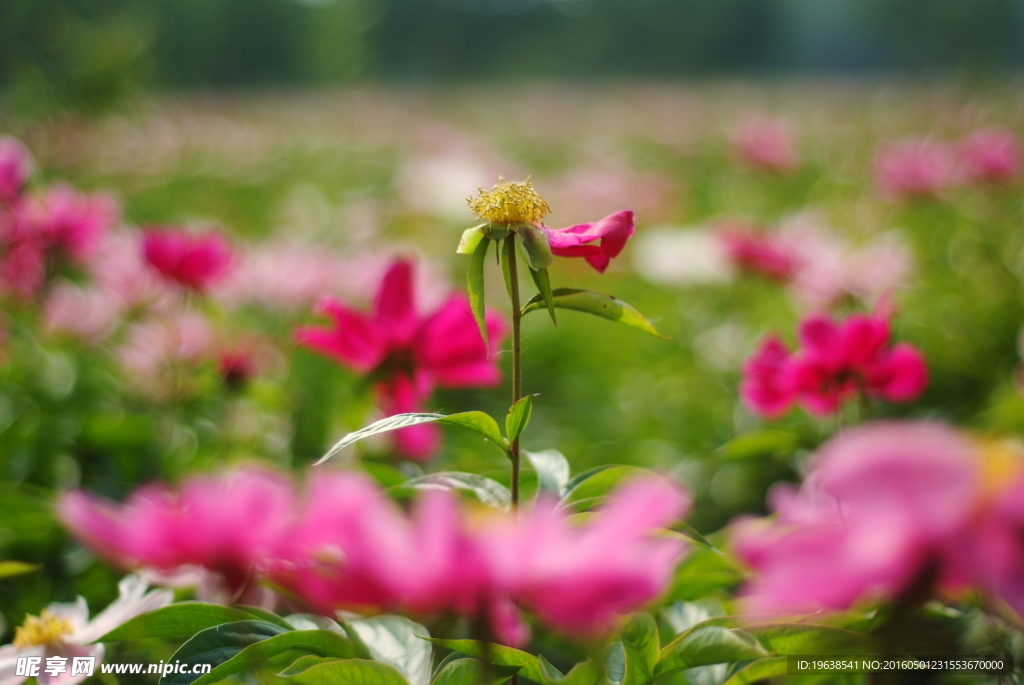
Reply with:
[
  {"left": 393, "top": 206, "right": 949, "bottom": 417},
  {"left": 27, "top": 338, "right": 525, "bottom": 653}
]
[
  {"left": 430, "top": 658, "right": 519, "bottom": 685},
  {"left": 427, "top": 639, "right": 602, "bottom": 685},
  {"left": 519, "top": 224, "right": 554, "bottom": 270},
  {"left": 619, "top": 613, "right": 659, "bottom": 685},
  {"left": 160, "top": 620, "right": 289, "bottom": 685},
  {"left": 523, "top": 448, "right": 570, "bottom": 497},
  {"left": 0, "top": 561, "right": 39, "bottom": 579},
  {"left": 721, "top": 657, "right": 788, "bottom": 684},
  {"left": 467, "top": 236, "right": 490, "bottom": 348},
  {"left": 347, "top": 615, "right": 431, "bottom": 685},
  {"left": 560, "top": 465, "right": 652, "bottom": 510},
  {"left": 522, "top": 288, "right": 666, "bottom": 338},
  {"left": 528, "top": 266, "right": 557, "bottom": 324},
  {"left": 279, "top": 656, "right": 410, "bottom": 685},
  {"left": 191, "top": 630, "right": 359, "bottom": 685},
  {"left": 101, "top": 603, "right": 275, "bottom": 642},
  {"left": 654, "top": 626, "right": 767, "bottom": 677},
  {"left": 505, "top": 395, "right": 534, "bottom": 443},
  {"left": 457, "top": 225, "right": 487, "bottom": 254},
  {"left": 396, "top": 472, "right": 511, "bottom": 513},
  {"left": 318, "top": 412, "right": 508, "bottom": 463}
]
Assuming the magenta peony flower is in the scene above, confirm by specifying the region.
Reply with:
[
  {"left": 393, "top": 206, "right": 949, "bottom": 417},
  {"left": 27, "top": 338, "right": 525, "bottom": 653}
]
[
  {"left": 731, "top": 117, "right": 801, "bottom": 174},
  {"left": 0, "top": 136, "right": 33, "bottom": 205},
  {"left": 295, "top": 259, "right": 507, "bottom": 460},
  {"left": 539, "top": 210, "right": 636, "bottom": 274},
  {"left": 19, "top": 184, "right": 119, "bottom": 262},
  {"left": 717, "top": 223, "right": 799, "bottom": 281},
  {"left": 959, "top": 128, "right": 1021, "bottom": 186},
  {"left": 874, "top": 139, "right": 957, "bottom": 201},
  {"left": 742, "top": 310, "right": 928, "bottom": 418},
  {"left": 59, "top": 468, "right": 296, "bottom": 598},
  {"left": 733, "top": 421, "right": 980, "bottom": 614},
  {"left": 142, "top": 228, "right": 233, "bottom": 292}
]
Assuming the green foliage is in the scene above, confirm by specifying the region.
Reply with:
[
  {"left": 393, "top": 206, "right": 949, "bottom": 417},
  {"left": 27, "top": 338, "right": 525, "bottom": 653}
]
[{"left": 522, "top": 289, "right": 666, "bottom": 339}]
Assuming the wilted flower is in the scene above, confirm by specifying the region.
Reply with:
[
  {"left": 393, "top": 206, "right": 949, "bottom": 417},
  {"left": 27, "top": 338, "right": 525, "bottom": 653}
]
[
  {"left": 295, "top": 260, "right": 507, "bottom": 460},
  {"left": 733, "top": 422, "right": 980, "bottom": 614},
  {"left": 143, "top": 228, "right": 233, "bottom": 292},
  {"left": 0, "top": 136, "right": 33, "bottom": 205},
  {"left": 958, "top": 128, "right": 1021, "bottom": 186},
  {"left": 0, "top": 575, "right": 171, "bottom": 685},
  {"left": 742, "top": 310, "right": 928, "bottom": 418},
  {"left": 731, "top": 117, "right": 801, "bottom": 174}
]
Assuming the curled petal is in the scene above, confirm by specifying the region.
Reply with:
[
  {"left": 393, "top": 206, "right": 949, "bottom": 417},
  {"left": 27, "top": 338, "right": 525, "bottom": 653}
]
[{"left": 539, "top": 210, "right": 635, "bottom": 273}]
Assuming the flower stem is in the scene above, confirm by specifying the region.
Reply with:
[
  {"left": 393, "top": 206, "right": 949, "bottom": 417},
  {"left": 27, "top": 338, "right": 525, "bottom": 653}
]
[{"left": 504, "top": 235, "right": 522, "bottom": 509}]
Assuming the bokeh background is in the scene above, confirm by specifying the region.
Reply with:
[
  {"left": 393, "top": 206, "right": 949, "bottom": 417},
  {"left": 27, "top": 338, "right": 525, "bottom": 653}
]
[{"left": 2, "top": 0, "right": 1024, "bottom": 650}]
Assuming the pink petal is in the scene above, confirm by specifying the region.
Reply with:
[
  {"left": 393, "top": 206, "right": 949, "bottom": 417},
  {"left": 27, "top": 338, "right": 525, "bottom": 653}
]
[
  {"left": 415, "top": 296, "right": 506, "bottom": 387},
  {"left": 295, "top": 299, "right": 387, "bottom": 372},
  {"left": 540, "top": 210, "right": 635, "bottom": 274},
  {"left": 373, "top": 260, "right": 418, "bottom": 343},
  {"left": 865, "top": 343, "right": 928, "bottom": 402},
  {"left": 377, "top": 374, "right": 440, "bottom": 460}
]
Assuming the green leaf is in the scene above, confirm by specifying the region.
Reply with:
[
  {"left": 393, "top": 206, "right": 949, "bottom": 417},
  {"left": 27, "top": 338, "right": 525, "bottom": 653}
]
[
  {"left": 619, "top": 613, "right": 659, "bottom": 685},
  {"left": 427, "top": 639, "right": 602, "bottom": 685},
  {"left": 721, "top": 657, "right": 788, "bottom": 685},
  {"left": 160, "top": 620, "right": 289, "bottom": 685},
  {"left": 523, "top": 448, "right": 571, "bottom": 497},
  {"left": 519, "top": 224, "right": 554, "bottom": 270},
  {"left": 742, "top": 623, "right": 874, "bottom": 655},
  {"left": 318, "top": 412, "right": 509, "bottom": 463},
  {"left": 347, "top": 615, "right": 431, "bottom": 685},
  {"left": 522, "top": 288, "right": 666, "bottom": 339},
  {"left": 500, "top": 240, "right": 514, "bottom": 300},
  {"left": 191, "top": 630, "right": 359, "bottom": 685},
  {"left": 101, "top": 603, "right": 276, "bottom": 642},
  {"left": 672, "top": 521, "right": 718, "bottom": 551},
  {"left": 528, "top": 266, "right": 557, "bottom": 325},
  {"left": 560, "top": 465, "right": 653, "bottom": 510},
  {"left": 654, "top": 626, "right": 767, "bottom": 677},
  {"left": 0, "top": 561, "right": 39, "bottom": 579},
  {"left": 666, "top": 548, "right": 742, "bottom": 602},
  {"left": 456, "top": 225, "right": 486, "bottom": 254},
  {"left": 505, "top": 395, "right": 534, "bottom": 443},
  {"left": 717, "top": 430, "right": 800, "bottom": 461},
  {"left": 279, "top": 656, "right": 410, "bottom": 685},
  {"left": 395, "top": 471, "right": 511, "bottom": 512},
  {"left": 430, "top": 659, "right": 519, "bottom": 685},
  {"left": 232, "top": 606, "right": 295, "bottom": 630},
  {"left": 467, "top": 236, "right": 491, "bottom": 347}
]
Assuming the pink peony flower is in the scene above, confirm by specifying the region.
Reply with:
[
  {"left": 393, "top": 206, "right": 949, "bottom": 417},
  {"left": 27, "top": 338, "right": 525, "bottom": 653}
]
[
  {"left": 733, "top": 422, "right": 980, "bottom": 614},
  {"left": 142, "top": 228, "right": 233, "bottom": 291},
  {"left": 59, "top": 468, "right": 296, "bottom": 598},
  {"left": 731, "top": 117, "right": 801, "bottom": 174},
  {"left": 958, "top": 128, "right": 1021, "bottom": 186},
  {"left": 874, "top": 139, "right": 957, "bottom": 201},
  {"left": 0, "top": 239, "right": 45, "bottom": 300},
  {"left": 117, "top": 310, "right": 216, "bottom": 398},
  {"left": 295, "top": 260, "right": 507, "bottom": 460},
  {"left": 0, "top": 136, "right": 33, "bottom": 205},
  {"left": 43, "top": 284, "right": 122, "bottom": 343},
  {"left": 539, "top": 210, "right": 636, "bottom": 274},
  {"left": 717, "top": 222, "right": 798, "bottom": 281},
  {"left": 742, "top": 310, "right": 928, "bottom": 418},
  {"left": 19, "top": 184, "right": 119, "bottom": 262}
]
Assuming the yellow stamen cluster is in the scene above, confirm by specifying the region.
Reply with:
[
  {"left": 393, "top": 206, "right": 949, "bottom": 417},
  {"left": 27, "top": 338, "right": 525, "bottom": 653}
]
[
  {"left": 13, "top": 609, "right": 73, "bottom": 647},
  {"left": 467, "top": 177, "right": 551, "bottom": 226}
]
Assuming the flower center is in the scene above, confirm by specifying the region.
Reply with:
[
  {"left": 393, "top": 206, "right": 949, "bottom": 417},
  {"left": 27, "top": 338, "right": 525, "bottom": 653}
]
[
  {"left": 467, "top": 177, "right": 551, "bottom": 226},
  {"left": 13, "top": 609, "right": 73, "bottom": 647}
]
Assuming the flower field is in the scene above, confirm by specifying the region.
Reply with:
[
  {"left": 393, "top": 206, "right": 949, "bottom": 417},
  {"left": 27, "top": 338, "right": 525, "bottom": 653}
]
[{"left": 3, "top": 81, "right": 1024, "bottom": 684}]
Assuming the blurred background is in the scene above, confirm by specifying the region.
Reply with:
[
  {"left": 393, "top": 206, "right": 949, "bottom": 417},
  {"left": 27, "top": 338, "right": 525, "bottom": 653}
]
[{"left": 2, "top": 0, "right": 1024, "bottom": 641}]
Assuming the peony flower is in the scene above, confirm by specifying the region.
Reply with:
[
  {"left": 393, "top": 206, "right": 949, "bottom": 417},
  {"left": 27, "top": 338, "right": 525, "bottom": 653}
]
[
  {"left": 717, "top": 222, "right": 798, "bottom": 282},
  {"left": 874, "top": 139, "right": 956, "bottom": 201},
  {"left": 465, "top": 178, "right": 635, "bottom": 274},
  {"left": 43, "top": 284, "right": 122, "bottom": 343},
  {"left": 733, "top": 422, "right": 979, "bottom": 614},
  {"left": 742, "top": 310, "right": 928, "bottom": 418},
  {"left": 295, "top": 259, "right": 507, "bottom": 460},
  {"left": 142, "top": 228, "right": 233, "bottom": 292},
  {"left": 0, "top": 575, "right": 171, "bottom": 685},
  {"left": 117, "top": 309, "right": 215, "bottom": 398},
  {"left": 731, "top": 117, "right": 801, "bottom": 174},
  {"left": 958, "top": 128, "right": 1021, "bottom": 186},
  {"left": 18, "top": 184, "right": 118, "bottom": 263},
  {"left": 0, "top": 136, "right": 33, "bottom": 206},
  {"left": 59, "top": 468, "right": 295, "bottom": 599}
]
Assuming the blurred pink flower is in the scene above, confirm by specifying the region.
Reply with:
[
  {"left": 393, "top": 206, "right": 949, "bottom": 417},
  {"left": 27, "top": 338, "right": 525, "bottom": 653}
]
[
  {"left": 0, "top": 136, "right": 33, "bottom": 205},
  {"left": 143, "top": 228, "right": 233, "bottom": 292},
  {"left": 717, "top": 222, "right": 798, "bottom": 281},
  {"left": 542, "top": 166, "right": 675, "bottom": 226},
  {"left": 732, "top": 117, "right": 801, "bottom": 174},
  {"left": 874, "top": 139, "right": 956, "bottom": 201},
  {"left": 43, "top": 284, "right": 122, "bottom": 343},
  {"left": 59, "top": 468, "right": 295, "bottom": 598},
  {"left": 295, "top": 260, "right": 507, "bottom": 460},
  {"left": 540, "top": 210, "right": 636, "bottom": 274},
  {"left": 734, "top": 422, "right": 979, "bottom": 614},
  {"left": 0, "top": 239, "right": 45, "bottom": 300},
  {"left": 19, "top": 184, "right": 119, "bottom": 262},
  {"left": 88, "top": 230, "right": 174, "bottom": 310},
  {"left": 742, "top": 311, "right": 927, "bottom": 418},
  {"left": 218, "top": 349, "right": 256, "bottom": 389},
  {"left": 958, "top": 128, "right": 1021, "bottom": 185},
  {"left": 117, "top": 310, "right": 215, "bottom": 397}
]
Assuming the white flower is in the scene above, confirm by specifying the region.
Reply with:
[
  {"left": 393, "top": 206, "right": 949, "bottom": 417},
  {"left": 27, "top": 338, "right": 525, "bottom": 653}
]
[{"left": 0, "top": 575, "right": 172, "bottom": 685}]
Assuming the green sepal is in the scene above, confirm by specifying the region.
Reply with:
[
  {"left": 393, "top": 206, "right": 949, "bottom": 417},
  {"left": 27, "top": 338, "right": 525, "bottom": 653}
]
[
  {"left": 519, "top": 224, "right": 554, "bottom": 270},
  {"left": 457, "top": 225, "right": 487, "bottom": 254},
  {"left": 467, "top": 236, "right": 490, "bottom": 348},
  {"left": 483, "top": 223, "right": 511, "bottom": 242},
  {"left": 528, "top": 266, "right": 556, "bottom": 325}
]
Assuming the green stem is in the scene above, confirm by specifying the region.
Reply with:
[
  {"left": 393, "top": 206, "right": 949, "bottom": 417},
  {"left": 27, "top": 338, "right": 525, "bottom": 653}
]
[{"left": 504, "top": 235, "right": 522, "bottom": 509}]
